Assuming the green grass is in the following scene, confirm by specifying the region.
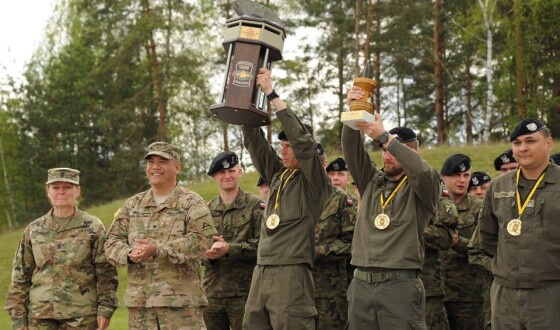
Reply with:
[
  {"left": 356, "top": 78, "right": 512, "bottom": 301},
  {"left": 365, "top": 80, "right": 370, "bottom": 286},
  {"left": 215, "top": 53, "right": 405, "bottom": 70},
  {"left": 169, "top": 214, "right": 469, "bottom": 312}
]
[{"left": 1, "top": 141, "right": 558, "bottom": 329}]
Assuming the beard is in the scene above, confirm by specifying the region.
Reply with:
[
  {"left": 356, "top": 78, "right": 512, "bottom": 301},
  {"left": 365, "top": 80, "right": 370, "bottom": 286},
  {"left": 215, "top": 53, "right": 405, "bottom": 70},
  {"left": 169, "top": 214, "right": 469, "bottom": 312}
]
[{"left": 384, "top": 164, "right": 404, "bottom": 177}]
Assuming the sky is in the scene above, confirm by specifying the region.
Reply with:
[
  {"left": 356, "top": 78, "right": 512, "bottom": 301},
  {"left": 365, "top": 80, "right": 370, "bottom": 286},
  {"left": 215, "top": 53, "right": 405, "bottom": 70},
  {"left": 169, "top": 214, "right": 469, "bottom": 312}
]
[{"left": 0, "top": 0, "right": 56, "bottom": 79}]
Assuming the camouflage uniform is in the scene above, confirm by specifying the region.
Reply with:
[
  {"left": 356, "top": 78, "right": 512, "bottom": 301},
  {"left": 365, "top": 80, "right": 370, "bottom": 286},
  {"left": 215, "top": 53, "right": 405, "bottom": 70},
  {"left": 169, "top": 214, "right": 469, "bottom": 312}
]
[
  {"left": 203, "top": 188, "right": 264, "bottom": 330},
  {"left": 468, "top": 223, "right": 493, "bottom": 330},
  {"left": 314, "top": 187, "right": 356, "bottom": 329},
  {"left": 422, "top": 188, "right": 458, "bottom": 330},
  {"left": 5, "top": 208, "right": 118, "bottom": 329},
  {"left": 104, "top": 185, "right": 217, "bottom": 330},
  {"left": 442, "top": 194, "right": 490, "bottom": 330}
]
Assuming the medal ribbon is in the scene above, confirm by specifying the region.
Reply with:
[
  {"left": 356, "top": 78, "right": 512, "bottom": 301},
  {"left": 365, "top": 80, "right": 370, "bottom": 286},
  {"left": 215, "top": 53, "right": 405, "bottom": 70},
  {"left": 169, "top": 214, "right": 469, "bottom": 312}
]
[
  {"left": 379, "top": 175, "right": 408, "bottom": 213},
  {"left": 515, "top": 168, "right": 546, "bottom": 220},
  {"left": 272, "top": 168, "right": 299, "bottom": 212}
]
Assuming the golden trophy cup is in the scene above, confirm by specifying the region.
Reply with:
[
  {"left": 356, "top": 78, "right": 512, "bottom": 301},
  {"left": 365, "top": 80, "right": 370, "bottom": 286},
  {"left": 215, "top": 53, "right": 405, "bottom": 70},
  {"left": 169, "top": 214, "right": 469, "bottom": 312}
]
[{"left": 341, "top": 61, "right": 377, "bottom": 130}]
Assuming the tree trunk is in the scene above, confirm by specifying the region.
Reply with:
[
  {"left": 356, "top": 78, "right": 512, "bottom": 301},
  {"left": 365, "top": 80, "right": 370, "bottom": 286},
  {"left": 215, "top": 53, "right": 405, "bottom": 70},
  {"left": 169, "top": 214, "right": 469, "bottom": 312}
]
[
  {"left": 466, "top": 58, "right": 473, "bottom": 145},
  {"left": 0, "top": 137, "right": 16, "bottom": 229},
  {"left": 434, "top": 0, "right": 445, "bottom": 144},
  {"left": 514, "top": 0, "right": 526, "bottom": 119},
  {"left": 373, "top": 0, "right": 380, "bottom": 113},
  {"left": 354, "top": 0, "right": 360, "bottom": 77},
  {"left": 478, "top": 0, "right": 496, "bottom": 141}
]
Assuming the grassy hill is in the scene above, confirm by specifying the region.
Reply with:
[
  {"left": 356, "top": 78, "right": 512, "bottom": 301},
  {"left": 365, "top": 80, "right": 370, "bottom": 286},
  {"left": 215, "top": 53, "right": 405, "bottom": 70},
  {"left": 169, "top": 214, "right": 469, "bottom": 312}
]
[{"left": 1, "top": 142, "right": 556, "bottom": 328}]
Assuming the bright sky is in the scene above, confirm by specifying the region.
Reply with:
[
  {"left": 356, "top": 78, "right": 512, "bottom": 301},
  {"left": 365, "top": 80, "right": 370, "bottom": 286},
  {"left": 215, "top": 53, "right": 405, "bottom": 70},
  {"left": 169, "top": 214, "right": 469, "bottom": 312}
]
[{"left": 0, "top": 0, "right": 56, "bottom": 79}]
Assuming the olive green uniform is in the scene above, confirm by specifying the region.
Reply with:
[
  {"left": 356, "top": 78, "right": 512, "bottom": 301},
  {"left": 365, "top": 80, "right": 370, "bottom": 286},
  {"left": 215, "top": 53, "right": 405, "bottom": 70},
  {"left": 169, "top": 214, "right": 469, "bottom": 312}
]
[
  {"left": 422, "top": 189, "right": 457, "bottom": 330},
  {"left": 241, "top": 107, "right": 331, "bottom": 330},
  {"left": 342, "top": 126, "right": 440, "bottom": 330},
  {"left": 442, "top": 194, "right": 490, "bottom": 330},
  {"left": 5, "top": 208, "right": 118, "bottom": 329},
  {"left": 104, "top": 185, "right": 217, "bottom": 330},
  {"left": 203, "top": 189, "right": 264, "bottom": 330},
  {"left": 314, "top": 187, "right": 356, "bottom": 329},
  {"left": 479, "top": 165, "right": 560, "bottom": 329}
]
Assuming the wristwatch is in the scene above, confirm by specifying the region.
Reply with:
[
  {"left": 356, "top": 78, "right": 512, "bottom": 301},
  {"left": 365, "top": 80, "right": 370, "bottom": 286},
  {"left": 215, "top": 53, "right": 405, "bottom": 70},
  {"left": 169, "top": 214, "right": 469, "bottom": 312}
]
[
  {"left": 376, "top": 131, "right": 390, "bottom": 148},
  {"left": 266, "top": 89, "right": 279, "bottom": 101}
]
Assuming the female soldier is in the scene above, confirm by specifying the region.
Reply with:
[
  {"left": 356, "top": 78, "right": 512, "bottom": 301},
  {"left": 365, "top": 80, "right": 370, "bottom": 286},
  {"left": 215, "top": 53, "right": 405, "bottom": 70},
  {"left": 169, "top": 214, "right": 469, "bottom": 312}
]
[{"left": 5, "top": 168, "right": 118, "bottom": 330}]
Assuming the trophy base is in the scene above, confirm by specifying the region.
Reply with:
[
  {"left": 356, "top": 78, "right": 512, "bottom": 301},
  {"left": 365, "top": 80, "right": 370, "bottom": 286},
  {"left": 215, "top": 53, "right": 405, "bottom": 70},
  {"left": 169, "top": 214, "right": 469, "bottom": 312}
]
[
  {"left": 210, "top": 103, "right": 271, "bottom": 127},
  {"left": 341, "top": 110, "right": 375, "bottom": 130}
]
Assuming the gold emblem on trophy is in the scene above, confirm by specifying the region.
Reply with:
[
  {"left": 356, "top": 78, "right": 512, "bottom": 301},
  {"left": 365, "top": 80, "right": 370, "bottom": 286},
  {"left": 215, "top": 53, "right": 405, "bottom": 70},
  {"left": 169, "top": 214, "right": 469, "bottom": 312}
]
[{"left": 341, "top": 60, "right": 377, "bottom": 130}]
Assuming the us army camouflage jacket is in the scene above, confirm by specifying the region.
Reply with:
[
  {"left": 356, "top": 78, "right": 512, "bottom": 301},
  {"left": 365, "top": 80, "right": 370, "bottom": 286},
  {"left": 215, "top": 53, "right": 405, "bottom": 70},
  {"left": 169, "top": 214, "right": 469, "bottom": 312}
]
[
  {"left": 4, "top": 208, "right": 118, "bottom": 329},
  {"left": 314, "top": 187, "right": 356, "bottom": 298},
  {"left": 204, "top": 188, "right": 264, "bottom": 297},
  {"left": 104, "top": 185, "right": 217, "bottom": 307}
]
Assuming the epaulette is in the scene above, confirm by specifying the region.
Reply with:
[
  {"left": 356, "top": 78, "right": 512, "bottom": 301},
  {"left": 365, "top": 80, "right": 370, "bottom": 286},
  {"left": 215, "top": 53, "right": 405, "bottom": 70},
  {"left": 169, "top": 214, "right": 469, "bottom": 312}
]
[{"left": 259, "top": 202, "right": 266, "bottom": 210}]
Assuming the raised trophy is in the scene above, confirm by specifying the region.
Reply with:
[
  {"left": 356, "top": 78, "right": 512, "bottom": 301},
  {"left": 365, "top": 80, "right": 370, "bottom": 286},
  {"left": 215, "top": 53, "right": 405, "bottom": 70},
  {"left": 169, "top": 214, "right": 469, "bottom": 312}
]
[
  {"left": 210, "top": 0, "right": 286, "bottom": 127},
  {"left": 341, "top": 61, "right": 377, "bottom": 129}
]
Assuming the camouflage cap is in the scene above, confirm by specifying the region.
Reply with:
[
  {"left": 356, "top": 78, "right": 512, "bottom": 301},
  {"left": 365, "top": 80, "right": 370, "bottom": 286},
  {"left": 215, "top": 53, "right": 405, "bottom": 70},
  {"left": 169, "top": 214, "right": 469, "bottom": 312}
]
[
  {"left": 46, "top": 167, "right": 80, "bottom": 185},
  {"left": 145, "top": 142, "right": 181, "bottom": 161}
]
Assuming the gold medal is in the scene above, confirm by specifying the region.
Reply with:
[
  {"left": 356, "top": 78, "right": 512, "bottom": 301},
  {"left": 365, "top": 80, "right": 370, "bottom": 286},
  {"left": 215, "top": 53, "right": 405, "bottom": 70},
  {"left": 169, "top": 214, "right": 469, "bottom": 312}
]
[
  {"left": 374, "top": 213, "right": 390, "bottom": 230},
  {"left": 266, "top": 213, "right": 280, "bottom": 229},
  {"left": 507, "top": 219, "right": 522, "bottom": 236}
]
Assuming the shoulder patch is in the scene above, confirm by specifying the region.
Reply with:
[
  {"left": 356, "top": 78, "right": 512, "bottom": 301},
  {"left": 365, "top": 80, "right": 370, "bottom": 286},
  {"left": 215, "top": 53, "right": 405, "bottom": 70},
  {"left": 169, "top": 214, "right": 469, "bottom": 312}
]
[
  {"left": 259, "top": 202, "right": 266, "bottom": 210},
  {"left": 346, "top": 198, "right": 354, "bottom": 206}
]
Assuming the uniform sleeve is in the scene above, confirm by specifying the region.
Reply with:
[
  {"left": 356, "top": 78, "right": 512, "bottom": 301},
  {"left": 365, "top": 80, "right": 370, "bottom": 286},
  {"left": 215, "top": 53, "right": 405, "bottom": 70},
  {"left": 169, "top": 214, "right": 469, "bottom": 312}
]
[
  {"left": 242, "top": 125, "right": 283, "bottom": 185},
  {"left": 479, "top": 183, "right": 499, "bottom": 257},
  {"left": 104, "top": 205, "right": 133, "bottom": 267},
  {"left": 316, "top": 196, "right": 355, "bottom": 260},
  {"left": 154, "top": 197, "right": 217, "bottom": 264},
  {"left": 276, "top": 108, "right": 331, "bottom": 203},
  {"left": 341, "top": 125, "right": 375, "bottom": 197},
  {"left": 424, "top": 194, "right": 458, "bottom": 251},
  {"left": 227, "top": 197, "right": 263, "bottom": 261},
  {"left": 93, "top": 224, "right": 119, "bottom": 318},
  {"left": 4, "top": 229, "right": 34, "bottom": 330},
  {"left": 454, "top": 202, "right": 484, "bottom": 256},
  {"left": 468, "top": 223, "right": 493, "bottom": 272}
]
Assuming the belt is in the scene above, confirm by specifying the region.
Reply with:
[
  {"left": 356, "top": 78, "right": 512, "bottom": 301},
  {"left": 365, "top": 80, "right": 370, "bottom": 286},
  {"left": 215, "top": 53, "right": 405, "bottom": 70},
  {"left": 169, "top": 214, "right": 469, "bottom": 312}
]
[{"left": 354, "top": 268, "right": 419, "bottom": 283}]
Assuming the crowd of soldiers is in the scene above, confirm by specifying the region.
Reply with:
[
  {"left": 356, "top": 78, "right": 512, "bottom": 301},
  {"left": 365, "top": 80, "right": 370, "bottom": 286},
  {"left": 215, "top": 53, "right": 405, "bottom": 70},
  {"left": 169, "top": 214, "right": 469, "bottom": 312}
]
[{"left": 5, "top": 68, "right": 560, "bottom": 330}]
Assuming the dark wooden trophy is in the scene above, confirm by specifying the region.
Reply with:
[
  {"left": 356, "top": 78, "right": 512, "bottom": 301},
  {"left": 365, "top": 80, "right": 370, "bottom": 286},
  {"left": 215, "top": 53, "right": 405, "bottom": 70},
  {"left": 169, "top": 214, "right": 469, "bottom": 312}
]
[
  {"left": 341, "top": 61, "right": 377, "bottom": 130},
  {"left": 210, "top": 0, "right": 286, "bottom": 127}
]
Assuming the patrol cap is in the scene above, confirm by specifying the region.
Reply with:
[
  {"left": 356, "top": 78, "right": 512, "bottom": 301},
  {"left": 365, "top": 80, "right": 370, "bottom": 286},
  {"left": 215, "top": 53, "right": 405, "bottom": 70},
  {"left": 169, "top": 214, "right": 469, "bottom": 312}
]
[
  {"left": 207, "top": 151, "right": 239, "bottom": 176},
  {"left": 326, "top": 157, "right": 348, "bottom": 173},
  {"left": 145, "top": 142, "right": 181, "bottom": 161},
  {"left": 441, "top": 154, "right": 471, "bottom": 176},
  {"left": 509, "top": 118, "right": 547, "bottom": 142},
  {"left": 494, "top": 149, "right": 516, "bottom": 171},
  {"left": 551, "top": 152, "right": 560, "bottom": 166},
  {"left": 315, "top": 143, "right": 325, "bottom": 157},
  {"left": 278, "top": 123, "right": 313, "bottom": 141},
  {"left": 257, "top": 176, "right": 268, "bottom": 187},
  {"left": 388, "top": 127, "right": 417, "bottom": 143},
  {"left": 46, "top": 167, "right": 80, "bottom": 185},
  {"left": 468, "top": 171, "right": 491, "bottom": 190}
]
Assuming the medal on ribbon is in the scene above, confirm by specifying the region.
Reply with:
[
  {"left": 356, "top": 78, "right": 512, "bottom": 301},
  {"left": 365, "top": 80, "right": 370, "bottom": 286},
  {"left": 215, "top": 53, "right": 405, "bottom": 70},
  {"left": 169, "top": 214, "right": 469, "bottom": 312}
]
[
  {"left": 266, "top": 168, "right": 298, "bottom": 230},
  {"left": 510, "top": 168, "right": 546, "bottom": 236},
  {"left": 375, "top": 176, "right": 408, "bottom": 230}
]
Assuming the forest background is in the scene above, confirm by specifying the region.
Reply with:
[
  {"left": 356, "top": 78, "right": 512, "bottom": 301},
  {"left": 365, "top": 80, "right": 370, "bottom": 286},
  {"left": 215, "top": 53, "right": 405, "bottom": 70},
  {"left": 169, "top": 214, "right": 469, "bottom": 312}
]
[{"left": 0, "top": 0, "right": 559, "bottom": 230}]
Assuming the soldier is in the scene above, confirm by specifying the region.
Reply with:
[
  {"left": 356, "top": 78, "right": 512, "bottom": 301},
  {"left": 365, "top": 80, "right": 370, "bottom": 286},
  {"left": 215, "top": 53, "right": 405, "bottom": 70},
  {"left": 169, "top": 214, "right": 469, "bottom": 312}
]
[
  {"left": 104, "top": 142, "right": 217, "bottom": 330},
  {"left": 203, "top": 151, "right": 264, "bottom": 330},
  {"left": 479, "top": 119, "right": 560, "bottom": 329},
  {"left": 422, "top": 184, "right": 458, "bottom": 330},
  {"left": 314, "top": 152, "right": 356, "bottom": 329},
  {"left": 5, "top": 168, "right": 118, "bottom": 330},
  {"left": 468, "top": 171, "right": 492, "bottom": 199},
  {"left": 241, "top": 68, "right": 331, "bottom": 329},
  {"left": 494, "top": 149, "right": 518, "bottom": 173},
  {"left": 550, "top": 152, "right": 560, "bottom": 165},
  {"left": 440, "top": 154, "right": 490, "bottom": 330},
  {"left": 344, "top": 86, "right": 440, "bottom": 329}
]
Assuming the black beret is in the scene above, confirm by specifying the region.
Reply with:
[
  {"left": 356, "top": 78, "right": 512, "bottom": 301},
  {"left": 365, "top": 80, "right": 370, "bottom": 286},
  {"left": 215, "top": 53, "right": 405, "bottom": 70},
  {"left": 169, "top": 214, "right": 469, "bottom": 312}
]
[
  {"left": 207, "top": 151, "right": 239, "bottom": 176},
  {"left": 315, "top": 143, "right": 325, "bottom": 157},
  {"left": 278, "top": 123, "right": 313, "bottom": 141},
  {"left": 468, "top": 171, "right": 491, "bottom": 190},
  {"left": 551, "top": 152, "right": 560, "bottom": 166},
  {"left": 441, "top": 154, "right": 471, "bottom": 176},
  {"left": 493, "top": 149, "right": 516, "bottom": 171},
  {"left": 389, "top": 127, "right": 417, "bottom": 143},
  {"left": 509, "top": 118, "right": 547, "bottom": 141},
  {"left": 257, "top": 176, "right": 267, "bottom": 187},
  {"left": 326, "top": 157, "right": 348, "bottom": 172}
]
